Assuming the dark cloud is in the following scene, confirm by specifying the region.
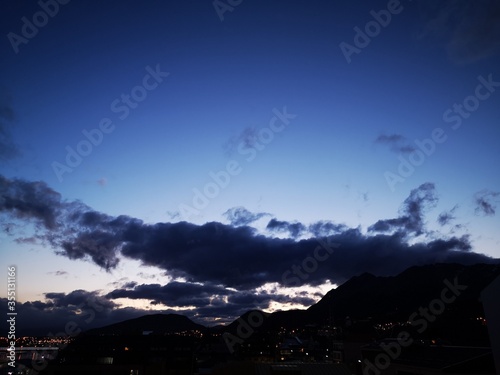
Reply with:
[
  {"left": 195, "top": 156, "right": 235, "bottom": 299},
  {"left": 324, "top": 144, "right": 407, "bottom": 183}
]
[
  {"left": 438, "top": 205, "right": 458, "bottom": 226},
  {"left": 119, "top": 222, "right": 291, "bottom": 289},
  {"left": 1, "top": 175, "right": 499, "bottom": 331},
  {"left": 106, "top": 281, "right": 230, "bottom": 308},
  {"left": 123, "top": 281, "right": 138, "bottom": 289},
  {"left": 369, "top": 182, "right": 438, "bottom": 236},
  {"left": 45, "top": 289, "right": 116, "bottom": 311},
  {"left": 0, "top": 175, "right": 137, "bottom": 269},
  {"left": 223, "top": 206, "right": 270, "bottom": 226},
  {"left": 375, "top": 133, "right": 416, "bottom": 154},
  {"left": 0, "top": 282, "right": 321, "bottom": 336},
  {"left": 474, "top": 189, "right": 500, "bottom": 216},
  {"left": 308, "top": 220, "right": 347, "bottom": 237},
  {"left": 0, "top": 175, "right": 63, "bottom": 230},
  {"left": 0, "top": 175, "right": 497, "bottom": 299},
  {"left": 266, "top": 218, "right": 306, "bottom": 238},
  {"left": 0, "top": 293, "right": 148, "bottom": 336},
  {"left": 119, "top": 224, "right": 490, "bottom": 290},
  {"left": 106, "top": 281, "right": 316, "bottom": 322},
  {"left": 0, "top": 92, "right": 20, "bottom": 161},
  {"left": 58, "top": 229, "right": 122, "bottom": 270},
  {"left": 417, "top": 0, "right": 500, "bottom": 64},
  {"left": 426, "top": 235, "right": 472, "bottom": 253}
]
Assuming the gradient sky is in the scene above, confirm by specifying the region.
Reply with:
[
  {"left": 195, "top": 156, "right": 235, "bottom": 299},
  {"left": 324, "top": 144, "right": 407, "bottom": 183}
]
[{"left": 1, "top": 0, "right": 500, "bottom": 335}]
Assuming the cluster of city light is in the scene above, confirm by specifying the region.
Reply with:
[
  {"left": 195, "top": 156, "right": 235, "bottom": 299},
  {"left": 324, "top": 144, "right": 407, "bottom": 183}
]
[
  {"left": 277, "top": 327, "right": 305, "bottom": 335},
  {"left": 171, "top": 329, "right": 204, "bottom": 338},
  {"left": 374, "top": 322, "right": 398, "bottom": 331},
  {"left": 476, "top": 316, "right": 487, "bottom": 325},
  {"left": 0, "top": 336, "right": 74, "bottom": 347}
]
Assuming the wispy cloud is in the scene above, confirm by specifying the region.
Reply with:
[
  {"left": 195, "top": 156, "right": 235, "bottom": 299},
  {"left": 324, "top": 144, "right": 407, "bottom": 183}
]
[
  {"left": 47, "top": 270, "right": 68, "bottom": 276},
  {"left": 417, "top": 0, "right": 500, "bottom": 64},
  {"left": 223, "top": 126, "right": 259, "bottom": 156},
  {"left": 474, "top": 189, "right": 500, "bottom": 216},
  {"left": 375, "top": 133, "right": 416, "bottom": 154},
  {"left": 97, "top": 177, "right": 108, "bottom": 186},
  {"left": 369, "top": 182, "right": 438, "bottom": 236},
  {"left": 0, "top": 91, "right": 21, "bottom": 161},
  {"left": 166, "top": 211, "right": 181, "bottom": 220},
  {"left": 224, "top": 206, "right": 270, "bottom": 226},
  {"left": 438, "top": 205, "right": 458, "bottom": 226}
]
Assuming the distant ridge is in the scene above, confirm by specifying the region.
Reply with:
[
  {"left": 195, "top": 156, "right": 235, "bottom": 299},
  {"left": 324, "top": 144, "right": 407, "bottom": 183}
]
[
  {"left": 85, "top": 313, "right": 205, "bottom": 335},
  {"left": 308, "top": 262, "right": 499, "bottom": 323},
  {"left": 85, "top": 263, "right": 499, "bottom": 343}
]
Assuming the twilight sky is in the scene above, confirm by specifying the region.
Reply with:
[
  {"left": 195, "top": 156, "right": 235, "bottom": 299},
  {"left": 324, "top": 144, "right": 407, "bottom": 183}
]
[{"left": 1, "top": 0, "right": 500, "bottom": 335}]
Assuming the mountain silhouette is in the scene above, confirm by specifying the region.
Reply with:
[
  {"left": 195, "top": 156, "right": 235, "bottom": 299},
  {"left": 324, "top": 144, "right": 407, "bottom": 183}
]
[
  {"left": 85, "top": 263, "right": 499, "bottom": 344},
  {"left": 85, "top": 313, "right": 205, "bottom": 335}
]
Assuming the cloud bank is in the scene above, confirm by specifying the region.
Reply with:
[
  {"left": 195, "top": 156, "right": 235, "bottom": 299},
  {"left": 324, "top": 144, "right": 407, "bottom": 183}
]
[{"left": 1, "top": 175, "right": 498, "bottom": 327}]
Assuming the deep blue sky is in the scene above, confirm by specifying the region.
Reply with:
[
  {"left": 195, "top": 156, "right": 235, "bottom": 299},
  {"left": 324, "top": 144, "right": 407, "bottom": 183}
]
[{"left": 1, "top": 0, "right": 499, "bottom": 334}]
